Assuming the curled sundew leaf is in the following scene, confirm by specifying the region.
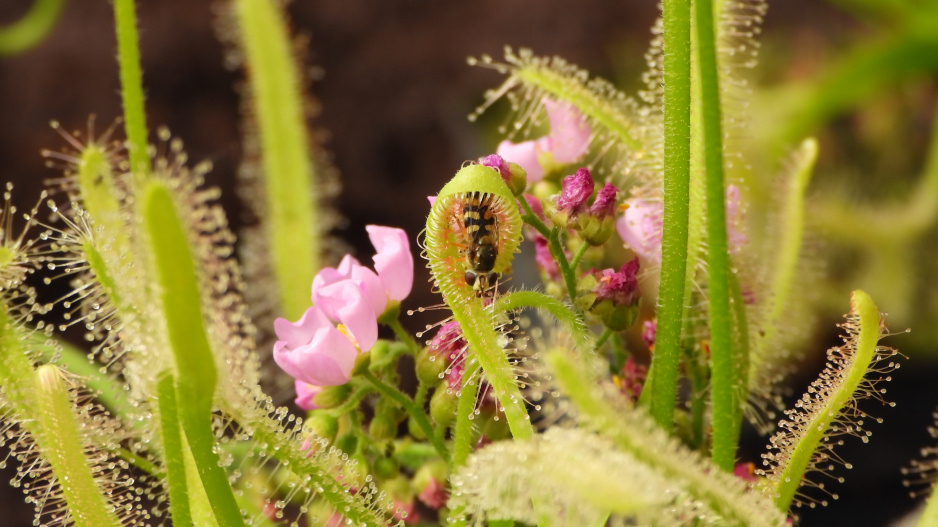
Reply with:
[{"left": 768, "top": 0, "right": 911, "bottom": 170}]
[
  {"left": 547, "top": 349, "right": 786, "bottom": 527},
  {"left": 759, "top": 290, "right": 899, "bottom": 513},
  {"left": 424, "top": 163, "right": 533, "bottom": 444},
  {"left": 449, "top": 427, "right": 670, "bottom": 526}
]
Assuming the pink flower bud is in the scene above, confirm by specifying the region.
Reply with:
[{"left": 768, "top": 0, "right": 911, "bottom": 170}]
[{"left": 556, "top": 168, "right": 595, "bottom": 214}]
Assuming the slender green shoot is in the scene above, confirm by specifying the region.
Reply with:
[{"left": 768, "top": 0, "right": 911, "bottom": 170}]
[
  {"left": 157, "top": 372, "right": 193, "bottom": 527},
  {"left": 143, "top": 181, "right": 243, "bottom": 526},
  {"left": 113, "top": 0, "right": 150, "bottom": 179},
  {"left": 649, "top": 0, "right": 693, "bottom": 431},
  {"left": 34, "top": 365, "right": 124, "bottom": 527},
  {"left": 695, "top": 0, "right": 736, "bottom": 471},
  {"left": 232, "top": 0, "right": 321, "bottom": 320}
]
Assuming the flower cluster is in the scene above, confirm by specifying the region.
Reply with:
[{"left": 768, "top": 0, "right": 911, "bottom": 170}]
[{"left": 273, "top": 226, "right": 413, "bottom": 407}]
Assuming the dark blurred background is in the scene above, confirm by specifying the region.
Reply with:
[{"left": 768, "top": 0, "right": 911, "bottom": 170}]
[{"left": 1, "top": 0, "right": 936, "bottom": 525}]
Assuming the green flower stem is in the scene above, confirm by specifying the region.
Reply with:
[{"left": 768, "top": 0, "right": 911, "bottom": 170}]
[
  {"left": 113, "top": 446, "right": 161, "bottom": 477},
  {"left": 361, "top": 370, "right": 449, "bottom": 463},
  {"left": 0, "top": 0, "right": 64, "bottom": 55},
  {"left": 694, "top": 0, "right": 736, "bottom": 471},
  {"left": 157, "top": 371, "right": 193, "bottom": 527},
  {"left": 649, "top": 0, "right": 692, "bottom": 431},
  {"left": 34, "top": 365, "right": 124, "bottom": 527},
  {"left": 594, "top": 328, "right": 613, "bottom": 352},
  {"left": 772, "top": 290, "right": 883, "bottom": 512},
  {"left": 387, "top": 317, "right": 421, "bottom": 355},
  {"left": 549, "top": 228, "right": 578, "bottom": 301},
  {"left": 233, "top": 0, "right": 321, "bottom": 321},
  {"left": 415, "top": 381, "right": 429, "bottom": 409},
  {"left": 452, "top": 362, "right": 482, "bottom": 468},
  {"left": 518, "top": 198, "right": 578, "bottom": 301},
  {"left": 492, "top": 290, "right": 591, "bottom": 353},
  {"left": 569, "top": 242, "right": 590, "bottom": 271},
  {"left": 325, "top": 384, "right": 372, "bottom": 416},
  {"left": 519, "top": 198, "right": 551, "bottom": 238},
  {"left": 113, "top": 0, "right": 150, "bottom": 179},
  {"left": 143, "top": 181, "right": 243, "bottom": 527}
]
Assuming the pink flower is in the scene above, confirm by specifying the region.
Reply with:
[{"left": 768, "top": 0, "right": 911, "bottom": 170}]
[
  {"left": 273, "top": 305, "right": 361, "bottom": 386},
  {"left": 311, "top": 270, "right": 379, "bottom": 352},
  {"left": 480, "top": 154, "right": 511, "bottom": 182},
  {"left": 294, "top": 380, "right": 323, "bottom": 411},
  {"left": 616, "top": 185, "right": 745, "bottom": 264},
  {"left": 615, "top": 198, "right": 664, "bottom": 264},
  {"left": 496, "top": 97, "right": 591, "bottom": 183},
  {"left": 555, "top": 168, "right": 595, "bottom": 215},
  {"left": 593, "top": 258, "right": 641, "bottom": 306},
  {"left": 310, "top": 225, "right": 414, "bottom": 352}
]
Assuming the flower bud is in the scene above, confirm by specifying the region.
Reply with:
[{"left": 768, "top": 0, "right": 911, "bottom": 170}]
[
  {"left": 312, "top": 383, "right": 353, "bottom": 409},
  {"left": 408, "top": 415, "right": 427, "bottom": 440},
  {"left": 417, "top": 321, "right": 464, "bottom": 385},
  {"left": 580, "top": 183, "right": 619, "bottom": 245},
  {"left": 369, "top": 413, "right": 398, "bottom": 442},
  {"left": 430, "top": 384, "right": 458, "bottom": 427},
  {"left": 547, "top": 168, "right": 594, "bottom": 228},
  {"left": 578, "top": 258, "right": 641, "bottom": 331},
  {"left": 373, "top": 455, "right": 400, "bottom": 480},
  {"left": 304, "top": 411, "right": 339, "bottom": 444}
]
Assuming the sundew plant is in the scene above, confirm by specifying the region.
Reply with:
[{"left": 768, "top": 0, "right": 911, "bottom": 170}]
[{"left": 2, "top": 0, "right": 938, "bottom": 526}]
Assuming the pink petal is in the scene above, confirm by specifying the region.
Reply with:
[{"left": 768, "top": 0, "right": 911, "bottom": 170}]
[
  {"left": 497, "top": 139, "right": 544, "bottom": 183},
  {"left": 295, "top": 380, "right": 323, "bottom": 410},
  {"left": 349, "top": 264, "right": 389, "bottom": 316},
  {"left": 616, "top": 199, "right": 663, "bottom": 264},
  {"left": 366, "top": 225, "right": 414, "bottom": 302},
  {"left": 542, "top": 97, "right": 591, "bottom": 163},
  {"left": 273, "top": 306, "right": 331, "bottom": 349},
  {"left": 427, "top": 195, "right": 436, "bottom": 206},
  {"left": 314, "top": 256, "right": 386, "bottom": 317},
  {"left": 315, "top": 280, "right": 378, "bottom": 352},
  {"left": 272, "top": 322, "right": 358, "bottom": 386},
  {"left": 335, "top": 254, "right": 362, "bottom": 277}
]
